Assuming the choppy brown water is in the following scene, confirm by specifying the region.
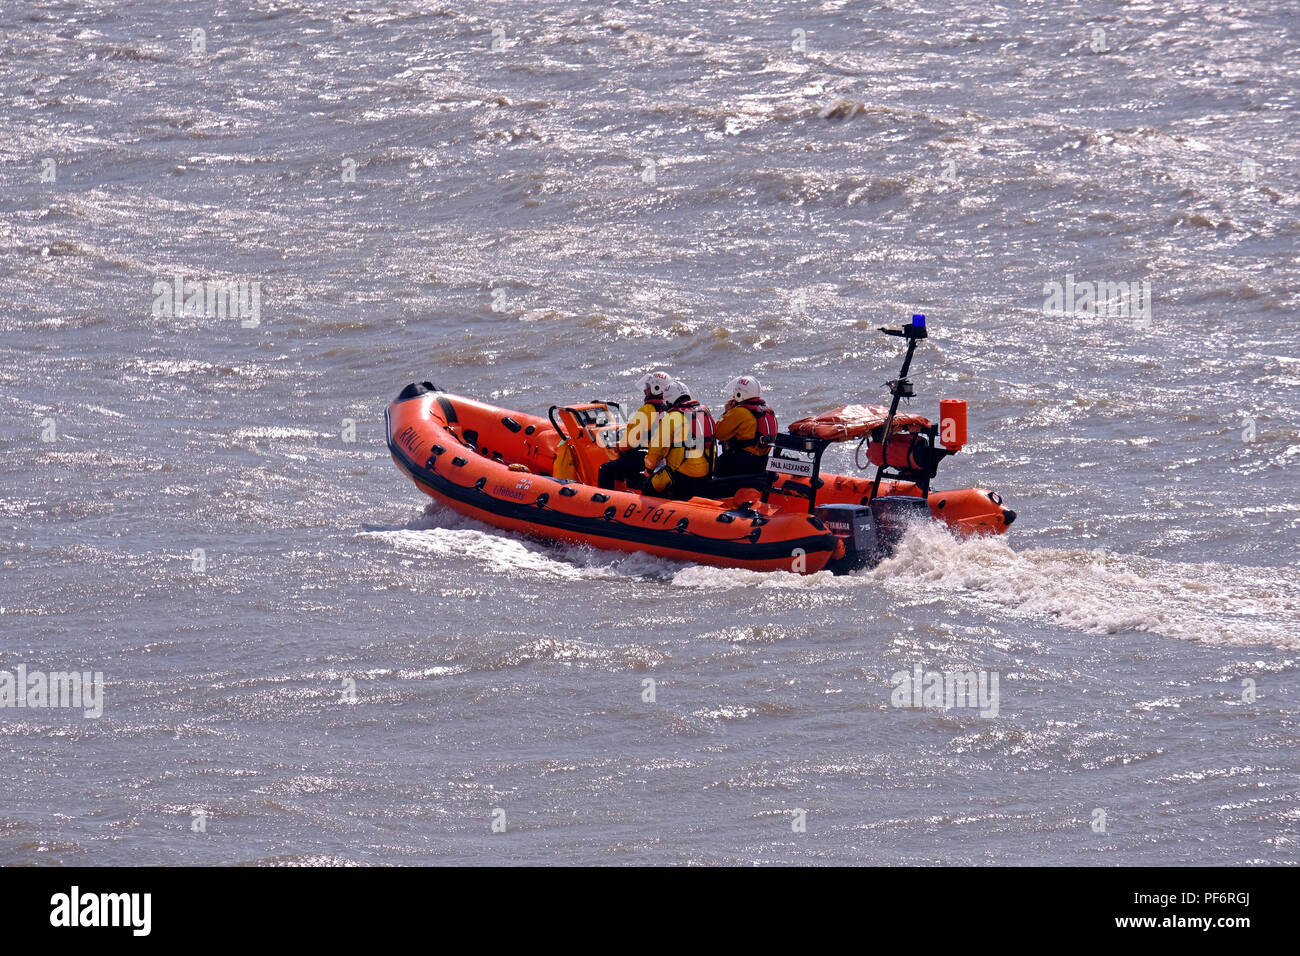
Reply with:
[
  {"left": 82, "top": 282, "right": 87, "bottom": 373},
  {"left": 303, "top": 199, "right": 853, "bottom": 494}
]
[{"left": 1, "top": 0, "right": 1297, "bottom": 865}]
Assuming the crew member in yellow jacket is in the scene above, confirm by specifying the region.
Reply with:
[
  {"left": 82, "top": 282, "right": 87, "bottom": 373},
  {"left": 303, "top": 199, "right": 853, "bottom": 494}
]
[
  {"left": 644, "top": 380, "right": 717, "bottom": 500},
  {"left": 597, "top": 370, "right": 672, "bottom": 490},
  {"left": 713, "top": 375, "right": 778, "bottom": 479}
]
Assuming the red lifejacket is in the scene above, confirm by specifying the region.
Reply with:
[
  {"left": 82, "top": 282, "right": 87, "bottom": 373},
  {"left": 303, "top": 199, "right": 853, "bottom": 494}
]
[
  {"left": 644, "top": 395, "right": 666, "bottom": 411},
  {"left": 673, "top": 398, "right": 717, "bottom": 465},
  {"left": 728, "top": 399, "right": 778, "bottom": 454}
]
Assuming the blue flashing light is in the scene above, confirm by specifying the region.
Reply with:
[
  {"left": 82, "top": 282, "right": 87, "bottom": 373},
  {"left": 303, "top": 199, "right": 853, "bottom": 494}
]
[{"left": 911, "top": 313, "right": 926, "bottom": 327}]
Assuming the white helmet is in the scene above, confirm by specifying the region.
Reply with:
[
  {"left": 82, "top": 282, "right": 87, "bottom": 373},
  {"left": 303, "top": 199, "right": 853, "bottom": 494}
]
[
  {"left": 663, "top": 379, "right": 689, "bottom": 405},
  {"left": 724, "top": 375, "right": 762, "bottom": 402},
  {"left": 637, "top": 370, "right": 672, "bottom": 398}
]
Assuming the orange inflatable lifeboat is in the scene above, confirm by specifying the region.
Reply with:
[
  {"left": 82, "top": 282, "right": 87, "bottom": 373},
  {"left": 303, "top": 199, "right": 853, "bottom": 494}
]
[
  {"left": 386, "top": 386, "right": 841, "bottom": 572},
  {"left": 385, "top": 314, "right": 1015, "bottom": 574}
]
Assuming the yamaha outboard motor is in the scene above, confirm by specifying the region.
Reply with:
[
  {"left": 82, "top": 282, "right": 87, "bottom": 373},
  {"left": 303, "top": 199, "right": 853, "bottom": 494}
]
[
  {"left": 817, "top": 496, "right": 930, "bottom": 572},
  {"left": 816, "top": 503, "right": 877, "bottom": 573}
]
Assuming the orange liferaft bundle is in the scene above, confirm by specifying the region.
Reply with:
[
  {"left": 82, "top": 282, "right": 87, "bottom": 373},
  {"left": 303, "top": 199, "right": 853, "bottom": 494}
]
[{"left": 787, "top": 404, "right": 932, "bottom": 442}]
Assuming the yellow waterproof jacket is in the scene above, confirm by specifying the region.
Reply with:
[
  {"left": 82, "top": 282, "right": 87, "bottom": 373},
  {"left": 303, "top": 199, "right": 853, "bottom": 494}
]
[
  {"left": 645, "top": 408, "right": 713, "bottom": 479},
  {"left": 715, "top": 405, "right": 759, "bottom": 453}
]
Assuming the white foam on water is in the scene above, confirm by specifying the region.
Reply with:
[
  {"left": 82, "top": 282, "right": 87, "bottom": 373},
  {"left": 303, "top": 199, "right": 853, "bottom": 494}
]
[
  {"left": 360, "top": 510, "right": 685, "bottom": 582},
  {"left": 871, "top": 522, "right": 1300, "bottom": 649},
  {"left": 367, "top": 506, "right": 1299, "bottom": 648},
  {"left": 670, "top": 563, "right": 852, "bottom": 590},
  {"left": 233, "top": 426, "right": 330, "bottom": 441},
  {"left": 362, "top": 504, "right": 704, "bottom": 582},
  {"left": 361, "top": 527, "right": 601, "bottom": 580}
]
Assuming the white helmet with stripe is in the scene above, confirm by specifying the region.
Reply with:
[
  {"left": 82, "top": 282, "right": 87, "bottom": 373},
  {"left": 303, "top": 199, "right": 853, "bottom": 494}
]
[
  {"left": 637, "top": 370, "right": 672, "bottom": 398},
  {"left": 724, "top": 375, "right": 761, "bottom": 402},
  {"left": 663, "top": 379, "right": 690, "bottom": 406}
]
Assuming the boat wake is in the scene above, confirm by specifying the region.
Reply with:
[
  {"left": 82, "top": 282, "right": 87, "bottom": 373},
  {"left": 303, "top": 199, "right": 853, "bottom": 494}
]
[
  {"left": 870, "top": 523, "right": 1300, "bottom": 650},
  {"left": 359, "top": 502, "right": 689, "bottom": 581},
  {"left": 366, "top": 505, "right": 1299, "bottom": 649}
]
